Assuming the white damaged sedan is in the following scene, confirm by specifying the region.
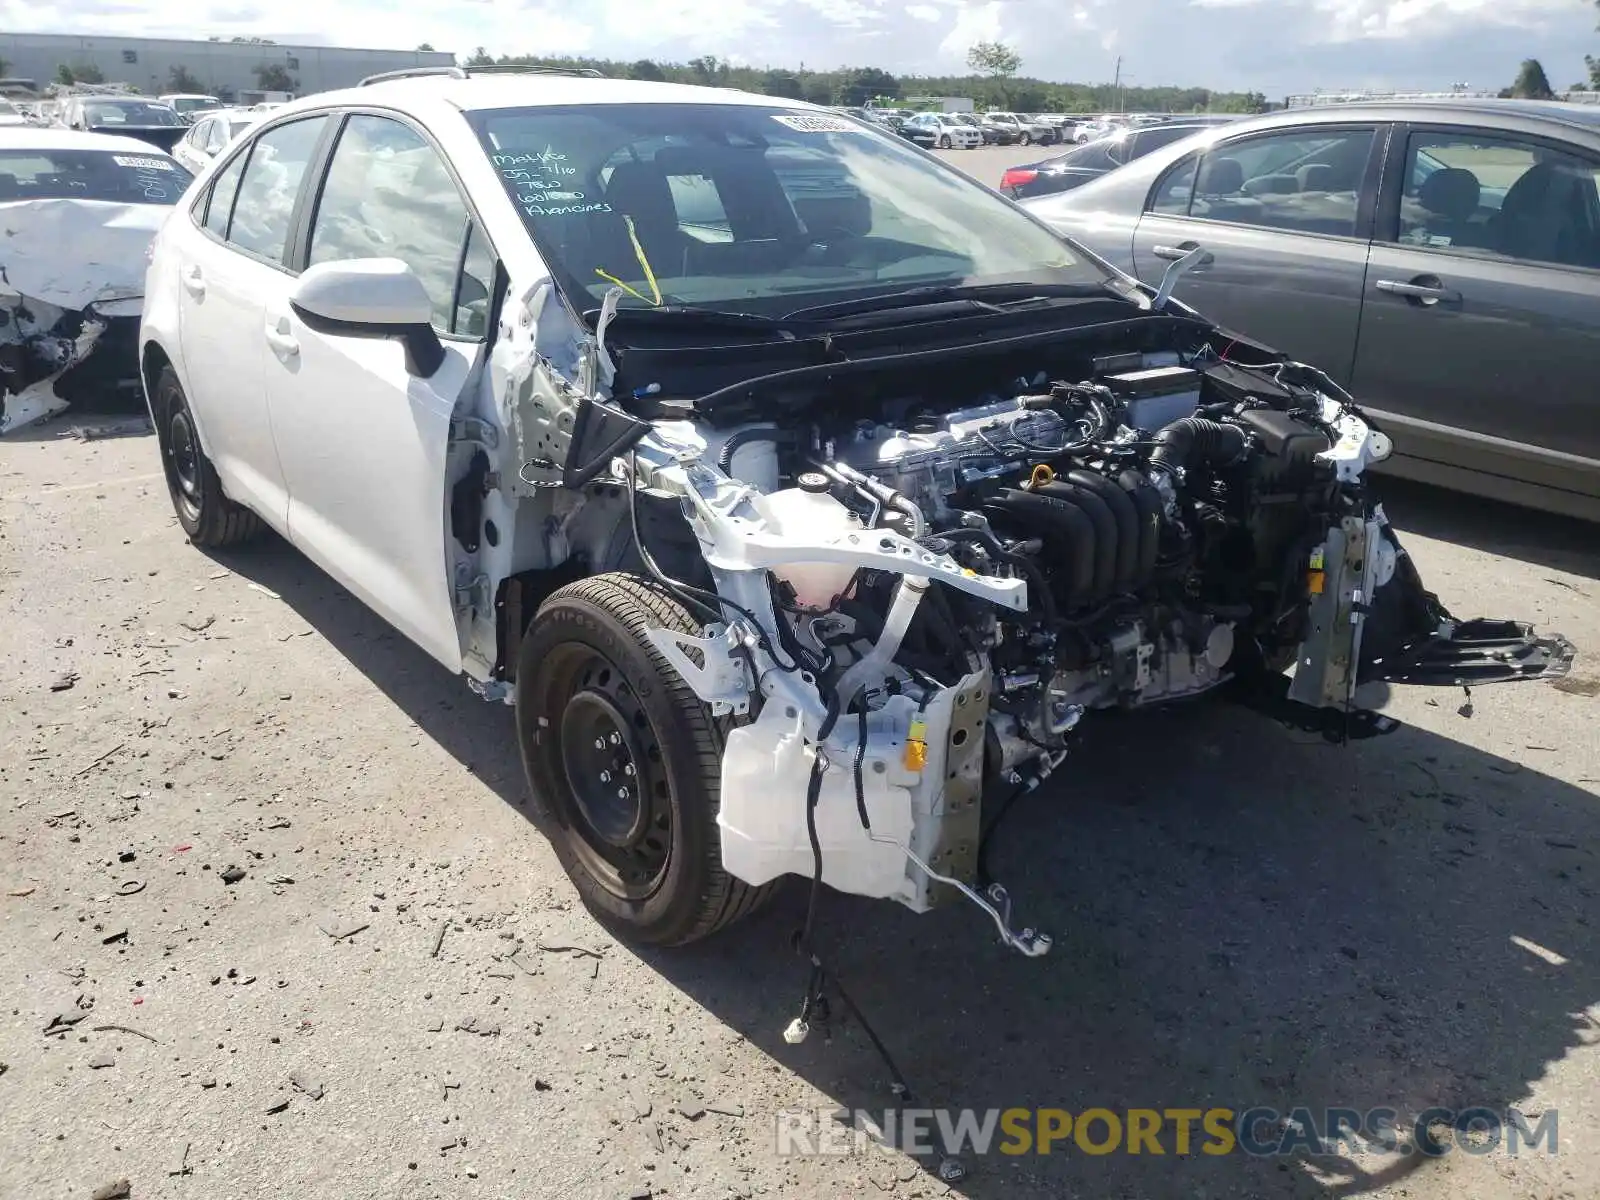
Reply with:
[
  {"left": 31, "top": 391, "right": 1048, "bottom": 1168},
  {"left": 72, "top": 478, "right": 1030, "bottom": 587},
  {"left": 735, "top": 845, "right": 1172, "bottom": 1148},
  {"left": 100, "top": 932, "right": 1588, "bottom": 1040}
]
[
  {"left": 138, "top": 70, "right": 1571, "bottom": 953},
  {"left": 0, "top": 126, "right": 195, "bottom": 434}
]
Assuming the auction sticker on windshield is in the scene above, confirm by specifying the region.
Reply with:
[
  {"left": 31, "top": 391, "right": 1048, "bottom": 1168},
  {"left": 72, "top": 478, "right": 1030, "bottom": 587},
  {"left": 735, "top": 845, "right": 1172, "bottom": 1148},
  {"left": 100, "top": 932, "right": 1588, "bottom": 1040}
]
[
  {"left": 113, "top": 155, "right": 175, "bottom": 171},
  {"left": 771, "top": 114, "right": 867, "bottom": 134}
]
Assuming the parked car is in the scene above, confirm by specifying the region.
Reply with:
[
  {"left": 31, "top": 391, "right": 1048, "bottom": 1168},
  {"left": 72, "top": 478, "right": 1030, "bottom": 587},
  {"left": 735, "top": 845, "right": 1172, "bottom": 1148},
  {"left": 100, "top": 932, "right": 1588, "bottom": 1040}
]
[
  {"left": 0, "top": 98, "right": 26, "bottom": 127},
  {"left": 59, "top": 96, "right": 185, "bottom": 150},
  {"left": 159, "top": 93, "right": 224, "bottom": 124},
  {"left": 1000, "top": 122, "right": 1222, "bottom": 199},
  {"left": 1023, "top": 99, "right": 1600, "bottom": 519},
  {"left": 0, "top": 127, "right": 195, "bottom": 433},
  {"left": 902, "top": 111, "right": 983, "bottom": 149},
  {"left": 952, "top": 112, "right": 998, "bottom": 144},
  {"left": 172, "top": 108, "right": 262, "bottom": 175},
  {"left": 984, "top": 112, "right": 1056, "bottom": 146},
  {"left": 136, "top": 72, "right": 1563, "bottom": 950},
  {"left": 1072, "top": 118, "right": 1118, "bottom": 144}
]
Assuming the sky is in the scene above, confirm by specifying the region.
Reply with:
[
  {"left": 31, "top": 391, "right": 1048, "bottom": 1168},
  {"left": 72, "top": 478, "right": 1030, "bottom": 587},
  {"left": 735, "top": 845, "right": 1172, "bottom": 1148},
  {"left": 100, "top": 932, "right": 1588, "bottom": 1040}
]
[{"left": 2, "top": 0, "right": 1597, "bottom": 96}]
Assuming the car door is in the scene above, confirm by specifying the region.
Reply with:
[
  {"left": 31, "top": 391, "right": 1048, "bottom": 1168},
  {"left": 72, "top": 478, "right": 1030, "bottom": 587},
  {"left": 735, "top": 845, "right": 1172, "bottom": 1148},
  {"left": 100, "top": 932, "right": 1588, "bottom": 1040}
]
[
  {"left": 174, "top": 117, "right": 210, "bottom": 174},
  {"left": 173, "top": 115, "right": 330, "bottom": 529},
  {"left": 1351, "top": 122, "right": 1600, "bottom": 506},
  {"left": 263, "top": 111, "right": 497, "bottom": 671},
  {"left": 1128, "top": 122, "right": 1385, "bottom": 385}
]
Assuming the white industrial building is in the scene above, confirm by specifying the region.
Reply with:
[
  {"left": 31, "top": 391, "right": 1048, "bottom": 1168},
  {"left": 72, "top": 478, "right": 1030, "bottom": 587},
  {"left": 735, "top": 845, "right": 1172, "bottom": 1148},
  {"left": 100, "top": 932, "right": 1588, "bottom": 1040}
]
[{"left": 0, "top": 32, "right": 455, "bottom": 101}]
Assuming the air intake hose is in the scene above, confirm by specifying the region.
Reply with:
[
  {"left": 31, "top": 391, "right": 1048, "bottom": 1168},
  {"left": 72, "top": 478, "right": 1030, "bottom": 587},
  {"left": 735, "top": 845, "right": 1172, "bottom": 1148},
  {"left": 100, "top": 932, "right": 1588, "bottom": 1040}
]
[{"left": 1149, "top": 417, "right": 1248, "bottom": 478}]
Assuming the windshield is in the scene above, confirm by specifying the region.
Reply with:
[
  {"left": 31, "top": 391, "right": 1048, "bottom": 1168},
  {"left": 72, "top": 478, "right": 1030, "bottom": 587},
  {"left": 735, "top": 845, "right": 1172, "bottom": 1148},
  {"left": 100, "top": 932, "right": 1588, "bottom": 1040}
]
[
  {"left": 472, "top": 102, "right": 1099, "bottom": 315},
  {"left": 0, "top": 147, "right": 193, "bottom": 202},
  {"left": 83, "top": 100, "right": 181, "bottom": 127},
  {"left": 172, "top": 97, "right": 220, "bottom": 114}
]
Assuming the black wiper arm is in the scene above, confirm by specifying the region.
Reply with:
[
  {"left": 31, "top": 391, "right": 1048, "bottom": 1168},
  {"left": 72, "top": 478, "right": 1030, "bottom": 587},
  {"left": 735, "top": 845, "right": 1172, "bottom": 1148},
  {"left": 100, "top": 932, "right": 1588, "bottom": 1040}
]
[
  {"left": 581, "top": 304, "right": 803, "bottom": 335},
  {"left": 781, "top": 281, "right": 1115, "bottom": 322}
]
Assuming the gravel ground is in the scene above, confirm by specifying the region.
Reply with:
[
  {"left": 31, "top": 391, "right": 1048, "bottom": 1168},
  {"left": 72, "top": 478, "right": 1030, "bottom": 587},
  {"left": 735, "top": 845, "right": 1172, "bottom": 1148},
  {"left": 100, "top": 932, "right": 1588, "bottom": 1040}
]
[
  {"left": 3, "top": 402, "right": 1598, "bottom": 1200},
  {"left": 933, "top": 142, "right": 1033, "bottom": 188}
]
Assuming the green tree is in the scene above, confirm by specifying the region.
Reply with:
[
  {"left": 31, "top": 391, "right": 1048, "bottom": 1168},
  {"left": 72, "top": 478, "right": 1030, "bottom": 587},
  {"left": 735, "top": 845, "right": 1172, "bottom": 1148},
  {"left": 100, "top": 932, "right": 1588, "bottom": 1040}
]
[
  {"left": 688, "top": 55, "right": 728, "bottom": 85},
  {"left": 628, "top": 59, "right": 666, "bottom": 81},
  {"left": 168, "top": 64, "right": 207, "bottom": 93},
  {"left": 967, "top": 40, "right": 1022, "bottom": 79},
  {"left": 1511, "top": 57, "right": 1555, "bottom": 98},
  {"left": 464, "top": 47, "right": 494, "bottom": 67},
  {"left": 55, "top": 63, "right": 75, "bottom": 87},
  {"left": 253, "top": 63, "right": 296, "bottom": 92},
  {"left": 72, "top": 62, "right": 105, "bottom": 84},
  {"left": 838, "top": 66, "right": 899, "bottom": 105},
  {"left": 231, "top": 35, "right": 275, "bottom": 44},
  {"left": 761, "top": 68, "right": 803, "bottom": 99},
  {"left": 417, "top": 42, "right": 435, "bottom": 52}
]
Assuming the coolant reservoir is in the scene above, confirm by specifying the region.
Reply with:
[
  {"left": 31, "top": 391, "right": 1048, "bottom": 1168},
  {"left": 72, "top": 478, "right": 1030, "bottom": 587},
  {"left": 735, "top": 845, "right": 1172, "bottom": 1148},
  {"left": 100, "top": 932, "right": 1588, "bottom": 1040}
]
[{"left": 756, "top": 478, "right": 860, "bottom": 609}]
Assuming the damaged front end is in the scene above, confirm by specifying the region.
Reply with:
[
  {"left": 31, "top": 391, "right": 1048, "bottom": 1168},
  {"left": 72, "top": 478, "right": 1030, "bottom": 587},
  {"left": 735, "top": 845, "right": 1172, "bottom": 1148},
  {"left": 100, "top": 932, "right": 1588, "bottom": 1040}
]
[
  {"left": 554, "top": 347, "right": 1575, "bottom": 954},
  {"left": 0, "top": 198, "right": 167, "bottom": 435}
]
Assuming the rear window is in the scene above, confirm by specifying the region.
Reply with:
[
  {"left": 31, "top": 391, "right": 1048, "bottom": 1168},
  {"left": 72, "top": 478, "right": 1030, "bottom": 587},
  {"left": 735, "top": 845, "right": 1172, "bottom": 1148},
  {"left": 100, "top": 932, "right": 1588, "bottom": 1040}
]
[
  {"left": 0, "top": 148, "right": 194, "bottom": 203},
  {"left": 82, "top": 100, "right": 181, "bottom": 127}
]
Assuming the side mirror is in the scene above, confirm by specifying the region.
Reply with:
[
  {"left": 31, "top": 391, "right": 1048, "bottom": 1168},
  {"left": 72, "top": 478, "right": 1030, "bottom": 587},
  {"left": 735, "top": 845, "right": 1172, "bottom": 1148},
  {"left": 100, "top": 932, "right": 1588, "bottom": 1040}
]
[{"left": 289, "top": 257, "right": 445, "bottom": 377}]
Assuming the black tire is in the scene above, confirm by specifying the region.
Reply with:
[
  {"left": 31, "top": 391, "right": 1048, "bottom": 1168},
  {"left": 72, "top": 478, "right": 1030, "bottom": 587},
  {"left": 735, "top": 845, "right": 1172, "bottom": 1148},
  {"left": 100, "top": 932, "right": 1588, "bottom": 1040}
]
[
  {"left": 938, "top": 134, "right": 952, "bottom": 149},
  {"left": 153, "top": 365, "right": 262, "bottom": 548},
  {"left": 515, "top": 572, "right": 773, "bottom": 946},
  {"left": 1018, "top": 132, "right": 1032, "bottom": 146}
]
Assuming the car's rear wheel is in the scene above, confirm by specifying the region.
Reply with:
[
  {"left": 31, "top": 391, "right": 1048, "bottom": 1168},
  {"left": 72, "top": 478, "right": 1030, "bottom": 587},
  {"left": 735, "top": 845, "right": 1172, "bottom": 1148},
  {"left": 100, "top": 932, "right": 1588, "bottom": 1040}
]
[
  {"left": 515, "top": 572, "right": 774, "bottom": 946},
  {"left": 938, "top": 134, "right": 952, "bottom": 149},
  {"left": 153, "top": 366, "right": 262, "bottom": 548}
]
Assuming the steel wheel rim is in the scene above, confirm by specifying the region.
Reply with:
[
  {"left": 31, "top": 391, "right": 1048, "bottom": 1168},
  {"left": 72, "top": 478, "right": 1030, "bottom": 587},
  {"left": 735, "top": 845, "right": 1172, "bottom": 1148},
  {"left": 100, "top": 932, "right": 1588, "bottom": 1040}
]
[
  {"left": 167, "top": 409, "right": 202, "bottom": 513},
  {"left": 551, "top": 646, "right": 673, "bottom": 898}
]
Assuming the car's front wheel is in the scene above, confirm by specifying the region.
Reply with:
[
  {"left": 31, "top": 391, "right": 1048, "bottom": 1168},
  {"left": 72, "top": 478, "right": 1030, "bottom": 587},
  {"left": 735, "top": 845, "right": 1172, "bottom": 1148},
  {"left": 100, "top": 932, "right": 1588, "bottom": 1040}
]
[
  {"left": 153, "top": 366, "right": 263, "bottom": 548},
  {"left": 1018, "top": 132, "right": 1032, "bottom": 146},
  {"left": 938, "top": 134, "right": 952, "bottom": 149},
  {"left": 515, "top": 573, "right": 773, "bottom": 946}
]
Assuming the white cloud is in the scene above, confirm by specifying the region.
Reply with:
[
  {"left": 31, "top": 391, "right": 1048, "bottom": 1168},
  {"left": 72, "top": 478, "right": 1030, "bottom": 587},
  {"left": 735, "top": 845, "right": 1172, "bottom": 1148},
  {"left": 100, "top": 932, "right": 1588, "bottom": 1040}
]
[
  {"left": 0, "top": 0, "right": 1591, "bottom": 92},
  {"left": 936, "top": 0, "right": 1003, "bottom": 61}
]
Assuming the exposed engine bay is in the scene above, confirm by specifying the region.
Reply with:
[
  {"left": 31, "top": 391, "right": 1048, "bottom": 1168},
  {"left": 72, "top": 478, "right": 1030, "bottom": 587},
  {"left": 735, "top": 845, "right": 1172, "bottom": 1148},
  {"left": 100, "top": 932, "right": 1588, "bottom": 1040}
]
[{"left": 498, "top": 303, "right": 1573, "bottom": 955}]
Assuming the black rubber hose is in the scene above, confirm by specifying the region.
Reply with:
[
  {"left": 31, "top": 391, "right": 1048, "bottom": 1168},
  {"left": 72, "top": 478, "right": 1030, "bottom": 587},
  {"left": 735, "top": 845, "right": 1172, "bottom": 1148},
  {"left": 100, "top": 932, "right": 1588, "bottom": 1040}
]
[
  {"left": 1117, "top": 469, "right": 1164, "bottom": 586},
  {"left": 1062, "top": 470, "right": 1139, "bottom": 592},
  {"left": 1149, "top": 417, "right": 1248, "bottom": 477},
  {"left": 984, "top": 489, "right": 1096, "bottom": 611},
  {"left": 1032, "top": 480, "right": 1116, "bottom": 603},
  {"left": 716, "top": 425, "right": 791, "bottom": 476}
]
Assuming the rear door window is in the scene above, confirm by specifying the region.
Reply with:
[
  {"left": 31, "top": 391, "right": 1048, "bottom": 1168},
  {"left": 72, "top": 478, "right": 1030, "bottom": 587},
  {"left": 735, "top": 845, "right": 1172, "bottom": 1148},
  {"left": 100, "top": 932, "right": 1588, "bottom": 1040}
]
[
  {"left": 226, "top": 116, "right": 328, "bottom": 264},
  {"left": 1393, "top": 130, "right": 1600, "bottom": 268}
]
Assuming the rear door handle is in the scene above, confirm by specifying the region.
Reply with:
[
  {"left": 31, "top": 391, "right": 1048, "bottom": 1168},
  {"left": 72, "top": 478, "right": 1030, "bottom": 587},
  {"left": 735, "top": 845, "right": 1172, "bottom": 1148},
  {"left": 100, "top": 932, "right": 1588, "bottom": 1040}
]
[
  {"left": 264, "top": 315, "right": 299, "bottom": 357},
  {"left": 181, "top": 265, "right": 205, "bottom": 298},
  {"left": 1153, "top": 243, "right": 1214, "bottom": 265},
  {"left": 1375, "top": 278, "right": 1461, "bottom": 305}
]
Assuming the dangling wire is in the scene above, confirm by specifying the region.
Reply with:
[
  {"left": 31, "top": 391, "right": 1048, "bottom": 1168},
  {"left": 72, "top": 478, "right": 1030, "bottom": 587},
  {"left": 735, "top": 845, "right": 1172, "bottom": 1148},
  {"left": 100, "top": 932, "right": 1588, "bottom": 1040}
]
[{"left": 594, "top": 214, "right": 663, "bottom": 307}]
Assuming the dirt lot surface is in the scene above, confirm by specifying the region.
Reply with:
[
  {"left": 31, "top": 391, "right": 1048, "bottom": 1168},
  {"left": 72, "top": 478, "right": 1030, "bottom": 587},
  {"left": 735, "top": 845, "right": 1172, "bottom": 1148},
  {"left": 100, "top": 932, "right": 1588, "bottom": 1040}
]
[{"left": 3, "top": 419, "right": 1598, "bottom": 1200}]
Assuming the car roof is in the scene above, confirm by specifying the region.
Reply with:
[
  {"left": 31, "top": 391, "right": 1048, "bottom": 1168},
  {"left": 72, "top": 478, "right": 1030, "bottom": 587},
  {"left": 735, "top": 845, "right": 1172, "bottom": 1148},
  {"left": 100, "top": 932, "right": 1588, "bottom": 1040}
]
[
  {"left": 0, "top": 125, "right": 180, "bottom": 155},
  {"left": 1243, "top": 98, "right": 1600, "bottom": 135},
  {"left": 285, "top": 72, "right": 819, "bottom": 124}
]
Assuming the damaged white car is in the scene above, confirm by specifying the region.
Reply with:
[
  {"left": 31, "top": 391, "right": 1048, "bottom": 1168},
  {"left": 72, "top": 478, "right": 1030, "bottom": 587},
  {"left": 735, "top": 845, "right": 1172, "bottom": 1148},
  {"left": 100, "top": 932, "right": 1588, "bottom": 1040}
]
[
  {"left": 0, "top": 127, "right": 196, "bottom": 434},
  {"left": 140, "top": 70, "right": 1571, "bottom": 953}
]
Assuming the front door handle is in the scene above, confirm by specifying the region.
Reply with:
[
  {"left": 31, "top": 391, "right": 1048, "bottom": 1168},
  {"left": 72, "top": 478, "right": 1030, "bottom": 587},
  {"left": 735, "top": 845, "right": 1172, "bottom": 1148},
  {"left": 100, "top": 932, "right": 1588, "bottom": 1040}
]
[
  {"left": 1375, "top": 277, "right": 1462, "bottom": 306},
  {"left": 264, "top": 316, "right": 299, "bottom": 357},
  {"left": 181, "top": 265, "right": 205, "bottom": 298}
]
